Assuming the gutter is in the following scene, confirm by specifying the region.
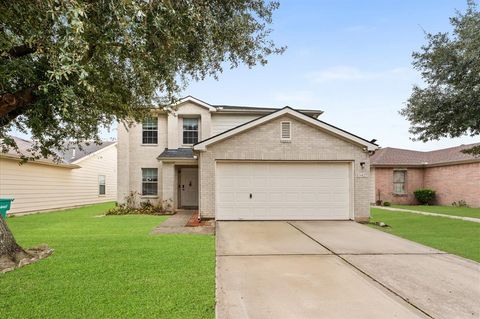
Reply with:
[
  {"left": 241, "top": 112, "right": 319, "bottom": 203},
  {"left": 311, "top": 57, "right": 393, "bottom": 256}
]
[
  {"left": 371, "top": 158, "right": 480, "bottom": 168},
  {"left": 0, "top": 154, "right": 80, "bottom": 169}
]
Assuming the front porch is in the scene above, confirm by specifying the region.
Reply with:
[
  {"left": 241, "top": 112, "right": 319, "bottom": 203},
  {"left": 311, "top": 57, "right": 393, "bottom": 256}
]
[{"left": 158, "top": 148, "right": 199, "bottom": 211}]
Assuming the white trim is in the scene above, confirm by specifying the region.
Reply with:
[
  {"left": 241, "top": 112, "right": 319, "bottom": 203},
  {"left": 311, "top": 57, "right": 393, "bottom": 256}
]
[
  {"left": 173, "top": 96, "right": 217, "bottom": 112},
  {"left": 350, "top": 161, "right": 355, "bottom": 220},
  {"left": 70, "top": 143, "right": 117, "bottom": 164},
  {"left": 194, "top": 107, "right": 378, "bottom": 151}
]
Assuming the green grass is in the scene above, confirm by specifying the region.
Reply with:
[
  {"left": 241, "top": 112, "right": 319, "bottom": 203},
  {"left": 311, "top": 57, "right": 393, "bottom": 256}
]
[
  {"left": 0, "top": 203, "right": 215, "bottom": 319},
  {"left": 391, "top": 204, "right": 480, "bottom": 219},
  {"left": 370, "top": 208, "right": 480, "bottom": 262}
]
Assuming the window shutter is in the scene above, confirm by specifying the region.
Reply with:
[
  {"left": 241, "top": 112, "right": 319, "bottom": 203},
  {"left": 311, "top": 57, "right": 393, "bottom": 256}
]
[{"left": 281, "top": 122, "right": 291, "bottom": 140}]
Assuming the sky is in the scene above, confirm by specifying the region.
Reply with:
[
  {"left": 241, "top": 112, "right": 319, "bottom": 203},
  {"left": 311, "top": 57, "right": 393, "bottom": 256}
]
[
  {"left": 10, "top": 0, "right": 478, "bottom": 150},
  {"left": 180, "top": 0, "right": 478, "bottom": 151}
]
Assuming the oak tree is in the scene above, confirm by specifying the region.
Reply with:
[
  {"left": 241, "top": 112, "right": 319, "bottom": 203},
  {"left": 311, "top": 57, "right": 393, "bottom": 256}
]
[
  {"left": 0, "top": 0, "right": 283, "bottom": 268},
  {"left": 401, "top": 0, "right": 480, "bottom": 154}
]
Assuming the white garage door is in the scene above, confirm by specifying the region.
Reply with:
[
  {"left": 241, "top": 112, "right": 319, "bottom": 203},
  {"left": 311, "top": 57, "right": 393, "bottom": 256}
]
[{"left": 216, "top": 161, "right": 351, "bottom": 220}]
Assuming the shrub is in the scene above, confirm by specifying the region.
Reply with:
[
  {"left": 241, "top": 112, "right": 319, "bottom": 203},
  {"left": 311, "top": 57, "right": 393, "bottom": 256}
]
[
  {"left": 414, "top": 189, "right": 436, "bottom": 205},
  {"left": 452, "top": 200, "right": 469, "bottom": 207},
  {"left": 383, "top": 201, "right": 391, "bottom": 207},
  {"left": 106, "top": 193, "right": 175, "bottom": 216}
]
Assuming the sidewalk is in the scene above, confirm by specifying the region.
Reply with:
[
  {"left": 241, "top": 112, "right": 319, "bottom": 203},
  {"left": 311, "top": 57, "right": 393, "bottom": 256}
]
[
  {"left": 151, "top": 210, "right": 215, "bottom": 234},
  {"left": 377, "top": 207, "right": 480, "bottom": 223}
]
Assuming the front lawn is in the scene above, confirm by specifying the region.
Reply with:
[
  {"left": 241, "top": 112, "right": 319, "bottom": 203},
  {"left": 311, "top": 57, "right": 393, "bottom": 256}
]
[
  {"left": 391, "top": 204, "right": 480, "bottom": 219},
  {"left": 370, "top": 208, "right": 480, "bottom": 262},
  {"left": 0, "top": 203, "right": 215, "bottom": 319}
]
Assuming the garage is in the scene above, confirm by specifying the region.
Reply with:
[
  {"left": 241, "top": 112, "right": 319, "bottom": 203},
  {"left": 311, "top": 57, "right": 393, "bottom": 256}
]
[{"left": 216, "top": 161, "right": 352, "bottom": 220}]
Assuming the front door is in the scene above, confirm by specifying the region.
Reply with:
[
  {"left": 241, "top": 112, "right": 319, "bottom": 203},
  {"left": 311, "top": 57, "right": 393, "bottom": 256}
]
[{"left": 180, "top": 168, "right": 198, "bottom": 207}]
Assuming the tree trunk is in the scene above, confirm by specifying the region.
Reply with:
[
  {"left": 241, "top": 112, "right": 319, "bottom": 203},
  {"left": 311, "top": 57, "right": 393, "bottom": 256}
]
[{"left": 0, "top": 215, "right": 29, "bottom": 262}]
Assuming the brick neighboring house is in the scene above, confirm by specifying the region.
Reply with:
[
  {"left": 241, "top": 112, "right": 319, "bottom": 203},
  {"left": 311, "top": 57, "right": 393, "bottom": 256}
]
[{"left": 370, "top": 143, "right": 480, "bottom": 207}]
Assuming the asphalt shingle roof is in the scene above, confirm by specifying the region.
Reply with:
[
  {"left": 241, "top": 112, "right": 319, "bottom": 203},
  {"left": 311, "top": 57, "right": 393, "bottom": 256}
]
[
  {"left": 371, "top": 143, "right": 480, "bottom": 166},
  {"left": 157, "top": 148, "right": 194, "bottom": 159},
  {"left": 3, "top": 136, "right": 116, "bottom": 164}
]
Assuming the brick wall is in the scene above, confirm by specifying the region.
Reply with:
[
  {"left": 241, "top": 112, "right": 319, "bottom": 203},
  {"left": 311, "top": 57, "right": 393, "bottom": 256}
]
[
  {"left": 373, "top": 162, "right": 480, "bottom": 207},
  {"left": 198, "top": 115, "right": 372, "bottom": 221},
  {"left": 374, "top": 167, "right": 424, "bottom": 205},
  {"left": 424, "top": 163, "right": 480, "bottom": 207}
]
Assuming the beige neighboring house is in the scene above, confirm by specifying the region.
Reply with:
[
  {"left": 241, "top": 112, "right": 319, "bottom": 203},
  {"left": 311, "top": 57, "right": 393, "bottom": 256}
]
[
  {"left": 118, "top": 96, "right": 378, "bottom": 222},
  {"left": 0, "top": 137, "right": 117, "bottom": 214}
]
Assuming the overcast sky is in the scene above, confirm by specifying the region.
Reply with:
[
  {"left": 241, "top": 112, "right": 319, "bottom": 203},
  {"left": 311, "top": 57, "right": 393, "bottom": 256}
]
[
  {"left": 11, "top": 0, "right": 478, "bottom": 150},
  {"left": 180, "top": 0, "right": 478, "bottom": 151}
]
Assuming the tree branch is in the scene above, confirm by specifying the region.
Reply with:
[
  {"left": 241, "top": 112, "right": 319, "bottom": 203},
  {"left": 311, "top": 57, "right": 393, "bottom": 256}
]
[
  {"left": 1, "top": 44, "right": 37, "bottom": 59},
  {"left": 0, "top": 88, "right": 36, "bottom": 127}
]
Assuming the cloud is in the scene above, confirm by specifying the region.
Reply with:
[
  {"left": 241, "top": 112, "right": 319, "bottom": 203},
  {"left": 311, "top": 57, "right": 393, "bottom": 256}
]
[
  {"left": 307, "top": 66, "right": 375, "bottom": 82},
  {"left": 307, "top": 66, "right": 416, "bottom": 83}
]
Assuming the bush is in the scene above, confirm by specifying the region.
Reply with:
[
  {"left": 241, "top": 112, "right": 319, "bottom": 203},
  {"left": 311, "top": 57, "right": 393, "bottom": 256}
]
[
  {"left": 383, "top": 201, "right": 391, "bottom": 207},
  {"left": 106, "top": 192, "right": 174, "bottom": 216},
  {"left": 414, "top": 189, "right": 436, "bottom": 205}
]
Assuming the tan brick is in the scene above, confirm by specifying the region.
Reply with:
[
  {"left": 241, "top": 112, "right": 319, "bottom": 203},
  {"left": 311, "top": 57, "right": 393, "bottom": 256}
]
[{"left": 198, "top": 115, "right": 371, "bottom": 219}]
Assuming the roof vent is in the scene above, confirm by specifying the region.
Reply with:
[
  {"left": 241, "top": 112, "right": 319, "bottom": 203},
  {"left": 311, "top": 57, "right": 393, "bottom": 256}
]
[
  {"left": 281, "top": 121, "right": 291, "bottom": 141},
  {"left": 71, "top": 148, "right": 76, "bottom": 159}
]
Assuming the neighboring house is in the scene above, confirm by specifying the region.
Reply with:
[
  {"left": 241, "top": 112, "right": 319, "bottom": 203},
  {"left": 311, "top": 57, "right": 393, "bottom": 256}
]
[
  {"left": 0, "top": 137, "right": 117, "bottom": 214},
  {"left": 118, "top": 96, "right": 378, "bottom": 221},
  {"left": 370, "top": 144, "right": 480, "bottom": 207}
]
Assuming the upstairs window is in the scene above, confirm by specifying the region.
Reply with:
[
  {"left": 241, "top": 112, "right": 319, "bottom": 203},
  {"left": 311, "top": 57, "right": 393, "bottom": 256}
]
[
  {"left": 142, "top": 168, "right": 158, "bottom": 196},
  {"left": 183, "top": 118, "right": 199, "bottom": 145},
  {"left": 280, "top": 121, "right": 291, "bottom": 140},
  {"left": 393, "top": 170, "right": 406, "bottom": 194},
  {"left": 98, "top": 175, "right": 106, "bottom": 195},
  {"left": 142, "top": 117, "right": 158, "bottom": 144}
]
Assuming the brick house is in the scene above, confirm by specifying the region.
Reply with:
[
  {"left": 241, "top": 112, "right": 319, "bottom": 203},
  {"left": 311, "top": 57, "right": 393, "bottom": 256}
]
[
  {"left": 117, "top": 96, "right": 378, "bottom": 221},
  {"left": 370, "top": 144, "right": 480, "bottom": 207}
]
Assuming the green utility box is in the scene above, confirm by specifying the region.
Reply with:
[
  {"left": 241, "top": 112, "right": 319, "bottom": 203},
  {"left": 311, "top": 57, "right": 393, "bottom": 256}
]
[{"left": 0, "top": 198, "right": 14, "bottom": 218}]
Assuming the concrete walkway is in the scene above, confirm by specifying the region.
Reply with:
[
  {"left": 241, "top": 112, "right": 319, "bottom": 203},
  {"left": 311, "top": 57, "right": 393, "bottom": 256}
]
[
  {"left": 151, "top": 210, "right": 214, "bottom": 235},
  {"left": 377, "top": 206, "right": 480, "bottom": 223},
  {"left": 216, "top": 221, "right": 480, "bottom": 319}
]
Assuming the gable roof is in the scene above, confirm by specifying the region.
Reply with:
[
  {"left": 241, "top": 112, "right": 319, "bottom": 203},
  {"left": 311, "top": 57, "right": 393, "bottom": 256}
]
[
  {"left": 1, "top": 136, "right": 116, "bottom": 167},
  {"left": 172, "top": 95, "right": 323, "bottom": 117},
  {"left": 173, "top": 96, "right": 217, "bottom": 111},
  {"left": 371, "top": 143, "right": 480, "bottom": 167},
  {"left": 193, "top": 106, "right": 378, "bottom": 151}
]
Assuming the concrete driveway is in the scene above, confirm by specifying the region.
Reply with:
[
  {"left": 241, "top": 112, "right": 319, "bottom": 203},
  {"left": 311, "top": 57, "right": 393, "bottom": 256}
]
[{"left": 216, "top": 221, "right": 480, "bottom": 319}]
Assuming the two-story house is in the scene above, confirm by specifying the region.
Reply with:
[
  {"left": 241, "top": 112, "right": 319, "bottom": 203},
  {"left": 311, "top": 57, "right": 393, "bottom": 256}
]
[{"left": 117, "top": 96, "right": 378, "bottom": 221}]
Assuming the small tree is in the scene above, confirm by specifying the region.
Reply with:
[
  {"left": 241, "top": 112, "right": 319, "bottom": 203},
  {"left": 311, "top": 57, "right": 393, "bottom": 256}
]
[{"left": 414, "top": 189, "right": 436, "bottom": 205}]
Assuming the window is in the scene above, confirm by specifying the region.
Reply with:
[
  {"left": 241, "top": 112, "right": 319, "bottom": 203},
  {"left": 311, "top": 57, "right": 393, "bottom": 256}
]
[
  {"left": 393, "top": 170, "right": 406, "bottom": 194},
  {"left": 98, "top": 175, "right": 106, "bottom": 195},
  {"left": 142, "top": 117, "right": 158, "bottom": 144},
  {"left": 183, "top": 118, "right": 199, "bottom": 144},
  {"left": 281, "top": 121, "right": 291, "bottom": 140},
  {"left": 142, "top": 168, "right": 158, "bottom": 196}
]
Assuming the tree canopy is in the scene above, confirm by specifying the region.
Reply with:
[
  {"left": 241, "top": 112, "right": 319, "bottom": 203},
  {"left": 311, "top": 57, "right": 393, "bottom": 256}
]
[
  {"left": 401, "top": 0, "right": 480, "bottom": 154},
  {"left": 0, "top": 0, "right": 284, "bottom": 159}
]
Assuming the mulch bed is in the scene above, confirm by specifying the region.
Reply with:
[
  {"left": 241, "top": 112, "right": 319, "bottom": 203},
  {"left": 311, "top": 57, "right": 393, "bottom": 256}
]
[{"left": 186, "top": 212, "right": 214, "bottom": 227}]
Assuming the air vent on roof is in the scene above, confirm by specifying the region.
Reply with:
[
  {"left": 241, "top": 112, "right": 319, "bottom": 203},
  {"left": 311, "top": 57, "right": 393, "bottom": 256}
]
[{"left": 281, "top": 121, "right": 291, "bottom": 141}]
